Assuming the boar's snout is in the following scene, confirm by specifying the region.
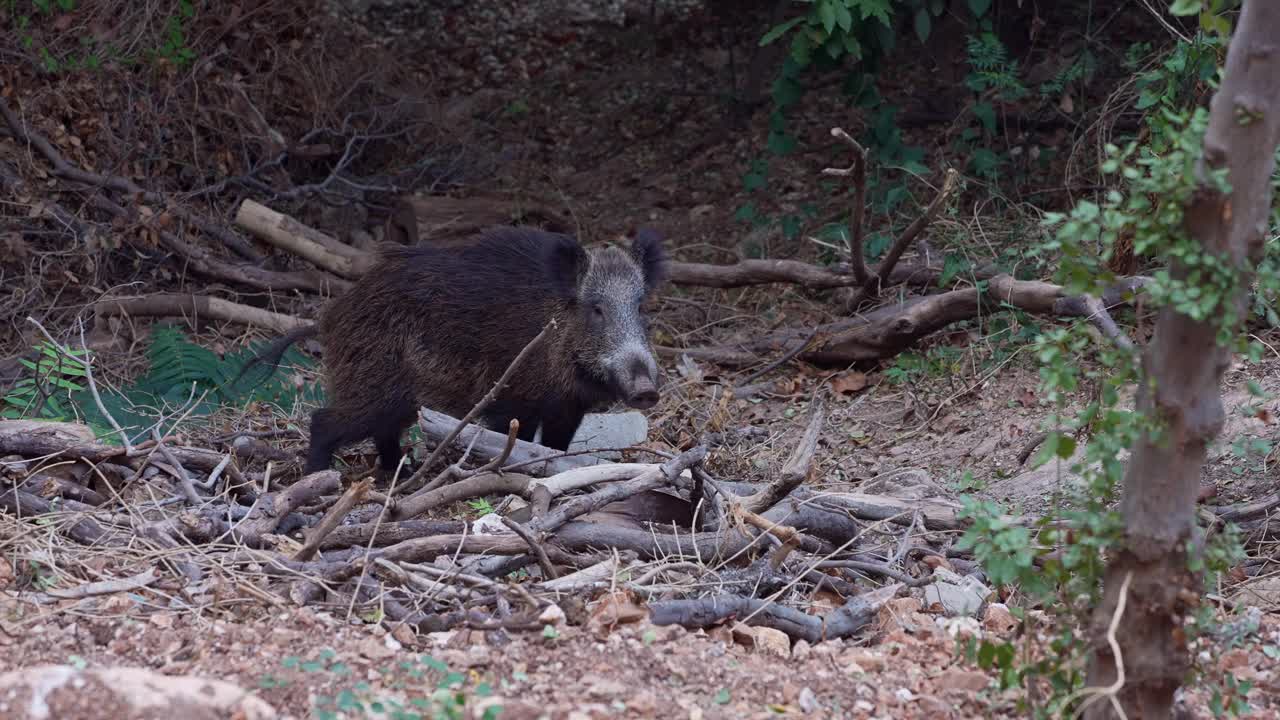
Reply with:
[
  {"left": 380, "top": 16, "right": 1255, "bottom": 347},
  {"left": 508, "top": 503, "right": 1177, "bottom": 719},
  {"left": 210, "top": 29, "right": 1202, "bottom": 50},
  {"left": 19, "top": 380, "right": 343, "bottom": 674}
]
[
  {"left": 627, "top": 375, "right": 659, "bottom": 409},
  {"left": 618, "top": 354, "right": 661, "bottom": 410}
]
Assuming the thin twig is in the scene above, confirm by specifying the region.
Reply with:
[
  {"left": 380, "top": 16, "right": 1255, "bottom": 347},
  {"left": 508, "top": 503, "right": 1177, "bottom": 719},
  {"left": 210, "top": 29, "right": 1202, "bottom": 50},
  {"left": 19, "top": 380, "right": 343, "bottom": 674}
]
[
  {"left": 821, "top": 127, "right": 869, "bottom": 283},
  {"left": 501, "top": 517, "right": 559, "bottom": 580},
  {"left": 398, "top": 321, "right": 554, "bottom": 496},
  {"left": 1068, "top": 570, "right": 1133, "bottom": 719},
  {"left": 844, "top": 168, "right": 960, "bottom": 312},
  {"left": 294, "top": 478, "right": 373, "bottom": 561},
  {"left": 151, "top": 428, "right": 202, "bottom": 505},
  {"left": 25, "top": 317, "right": 135, "bottom": 453}
]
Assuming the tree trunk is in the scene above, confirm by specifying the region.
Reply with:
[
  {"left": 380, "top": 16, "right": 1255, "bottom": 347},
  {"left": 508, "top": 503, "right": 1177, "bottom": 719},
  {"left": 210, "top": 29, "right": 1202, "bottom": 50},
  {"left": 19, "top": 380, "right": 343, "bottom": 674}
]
[{"left": 1083, "top": 3, "right": 1280, "bottom": 718}]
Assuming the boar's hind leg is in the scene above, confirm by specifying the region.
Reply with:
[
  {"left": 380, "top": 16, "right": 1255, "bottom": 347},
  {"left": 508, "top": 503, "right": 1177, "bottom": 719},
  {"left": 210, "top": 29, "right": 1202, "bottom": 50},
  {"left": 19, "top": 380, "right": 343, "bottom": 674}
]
[
  {"left": 305, "top": 404, "right": 408, "bottom": 474},
  {"left": 305, "top": 407, "right": 360, "bottom": 473}
]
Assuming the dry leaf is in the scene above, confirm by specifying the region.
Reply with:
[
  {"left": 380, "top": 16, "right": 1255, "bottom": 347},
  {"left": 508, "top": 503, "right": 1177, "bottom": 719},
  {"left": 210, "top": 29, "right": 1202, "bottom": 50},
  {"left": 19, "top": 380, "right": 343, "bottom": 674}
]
[
  {"left": 1016, "top": 387, "right": 1037, "bottom": 407},
  {"left": 829, "top": 370, "right": 868, "bottom": 395},
  {"left": 587, "top": 590, "right": 646, "bottom": 635}
]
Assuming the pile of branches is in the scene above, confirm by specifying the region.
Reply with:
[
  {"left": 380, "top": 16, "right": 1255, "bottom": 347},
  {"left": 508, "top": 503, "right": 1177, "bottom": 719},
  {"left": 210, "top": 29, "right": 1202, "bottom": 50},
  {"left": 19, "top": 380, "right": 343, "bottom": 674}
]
[{"left": 0, "top": 380, "right": 983, "bottom": 640}]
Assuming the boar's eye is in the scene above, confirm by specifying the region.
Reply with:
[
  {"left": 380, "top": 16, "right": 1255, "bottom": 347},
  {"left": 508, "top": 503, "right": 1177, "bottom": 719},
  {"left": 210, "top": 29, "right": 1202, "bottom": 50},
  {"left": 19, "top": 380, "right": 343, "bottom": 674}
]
[{"left": 591, "top": 304, "right": 605, "bottom": 320}]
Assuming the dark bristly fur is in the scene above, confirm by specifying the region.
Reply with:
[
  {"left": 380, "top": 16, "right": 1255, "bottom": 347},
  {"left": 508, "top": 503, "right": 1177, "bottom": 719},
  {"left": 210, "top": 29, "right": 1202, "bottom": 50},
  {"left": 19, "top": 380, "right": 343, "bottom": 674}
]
[{"left": 244, "top": 225, "right": 668, "bottom": 475}]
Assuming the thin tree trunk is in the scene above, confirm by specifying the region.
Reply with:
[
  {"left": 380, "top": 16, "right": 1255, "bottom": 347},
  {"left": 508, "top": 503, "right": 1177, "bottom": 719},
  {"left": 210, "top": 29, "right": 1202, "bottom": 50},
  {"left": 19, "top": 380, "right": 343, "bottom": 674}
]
[{"left": 1083, "top": 3, "right": 1280, "bottom": 718}]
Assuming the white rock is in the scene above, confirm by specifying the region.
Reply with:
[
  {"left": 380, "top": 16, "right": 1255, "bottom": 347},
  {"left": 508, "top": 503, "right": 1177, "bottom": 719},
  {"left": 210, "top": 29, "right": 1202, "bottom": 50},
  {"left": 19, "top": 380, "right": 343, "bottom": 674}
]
[{"left": 0, "top": 665, "right": 277, "bottom": 720}]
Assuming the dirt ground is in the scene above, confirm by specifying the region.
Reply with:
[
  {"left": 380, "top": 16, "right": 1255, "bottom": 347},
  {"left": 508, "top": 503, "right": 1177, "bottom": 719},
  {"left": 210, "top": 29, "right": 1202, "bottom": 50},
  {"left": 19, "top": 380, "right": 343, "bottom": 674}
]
[{"left": 2, "top": 1, "right": 1280, "bottom": 718}]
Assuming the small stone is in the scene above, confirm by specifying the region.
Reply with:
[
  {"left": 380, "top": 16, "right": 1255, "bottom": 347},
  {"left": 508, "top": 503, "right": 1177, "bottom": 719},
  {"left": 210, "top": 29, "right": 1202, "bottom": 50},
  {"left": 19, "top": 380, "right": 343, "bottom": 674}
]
[
  {"left": 791, "top": 639, "right": 812, "bottom": 661},
  {"left": 537, "top": 603, "right": 566, "bottom": 626},
  {"left": 752, "top": 627, "right": 791, "bottom": 658},
  {"left": 730, "top": 622, "right": 755, "bottom": 648},
  {"left": 982, "top": 603, "right": 1018, "bottom": 635},
  {"left": 584, "top": 675, "right": 627, "bottom": 699},
  {"left": 923, "top": 568, "right": 991, "bottom": 617},
  {"left": 358, "top": 635, "right": 396, "bottom": 660},
  {"left": 798, "top": 687, "right": 820, "bottom": 714},
  {"left": 936, "top": 668, "right": 991, "bottom": 693},
  {"left": 893, "top": 687, "right": 916, "bottom": 702},
  {"left": 938, "top": 616, "right": 983, "bottom": 639},
  {"left": 839, "top": 649, "right": 887, "bottom": 672}
]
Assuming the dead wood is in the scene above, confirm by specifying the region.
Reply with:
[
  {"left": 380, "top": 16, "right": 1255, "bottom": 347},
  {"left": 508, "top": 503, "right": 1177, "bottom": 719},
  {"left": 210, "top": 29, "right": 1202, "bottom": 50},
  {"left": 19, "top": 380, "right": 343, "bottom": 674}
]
[
  {"left": 390, "top": 472, "right": 536, "bottom": 521},
  {"left": 647, "top": 582, "right": 900, "bottom": 643},
  {"left": 502, "top": 517, "right": 560, "bottom": 580},
  {"left": 0, "top": 96, "right": 262, "bottom": 263},
  {"left": 674, "top": 275, "right": 1147, "bottom": 367},
  {"left": 822, "top": 127, "right": 870, "bottom": 284},
  {"left": 87, "top": 193, "right": 345, "bottom": 294},
  {"left": 552, "top": 521, "right": 758, "bottom": 563},
  {"left": 1208, "top": 493, "right": 1280, "bottom": 523},
  {"left": 43, "top": 568, "right": 160, "bottom": 600},
  {"left": 94, "top": 294, "right": 308, "bottom": 335},
  {"left": 236, "top": 199, "right": 374, "bottom": 279},
  {"left": 839, "top": 169, "right": 960, "bottom": 313},
  {"left": 739, "top": 397, "right": 824, "bottom": 514},
  {"left": 0, "top": 420, "right": 131, "bottom": 464},
  {"left": 233, "top": 470, "right": 341, "bottom": 547},
  {"left": 0, "top": 488, "right": 113, "bottom": 545},
  {"left": 525, "top": 446, "right": 707, "bottom": 534},
  {"left": 315, "top": 518, "right": 467, "bottom": 549},
  {"left": 293, "top": 478, "right": 372, "bottom": 561},
  {"left": 415, "top": 409, "right": 609, "bottom": 477},
  {"left": 16, "top": 473, "right": 107, "bottom": 506}
]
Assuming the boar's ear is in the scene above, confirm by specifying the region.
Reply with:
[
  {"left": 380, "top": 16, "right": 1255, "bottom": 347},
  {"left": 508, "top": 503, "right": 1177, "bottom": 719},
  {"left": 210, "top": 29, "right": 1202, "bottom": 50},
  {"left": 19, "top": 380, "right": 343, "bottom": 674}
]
[
  {"left": 385, "top": 199, "right": 419, "bottom": 245},
  {"left": 630, "top": 227, "right": 667, "bottom": 293},
  {"left": 545, "top": 233, "right": 589, "bottom": 299}
]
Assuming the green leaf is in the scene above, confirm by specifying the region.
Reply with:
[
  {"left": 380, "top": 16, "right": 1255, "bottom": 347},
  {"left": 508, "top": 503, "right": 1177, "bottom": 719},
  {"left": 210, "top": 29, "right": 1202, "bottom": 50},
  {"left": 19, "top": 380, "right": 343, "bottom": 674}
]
[
  {"left": 857, "top": 0, "right": 893, "bottom": 26},
  {"left": 834, "top": 3, "right": 853, "bottom": 31},
  {"left": 713, "top": 688, "right": 731, "bottom": 705},
  {"left": 967, "top": 0, "right": 992, "bottom": 16},
  {"left": 818, "top": 1, "right": 837, "bottom": 34},
  {"left": 972, "top": 101, "right": 996, "bottom": 133},
  {"left": 913, "top": 8, "right": 931, "bottom": 43},
  {"left": 1169, "top": 0, "right": 1202, "bottom": 16},
  {"left": 759, "top": 16, "right": 805, "bottom": 46}
]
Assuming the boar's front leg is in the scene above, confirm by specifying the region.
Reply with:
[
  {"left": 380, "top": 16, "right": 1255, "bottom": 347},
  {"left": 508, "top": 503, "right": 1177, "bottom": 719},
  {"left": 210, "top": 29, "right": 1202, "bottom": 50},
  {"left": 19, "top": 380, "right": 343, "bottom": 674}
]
[{"left": 538, "top": 408, "right": 585, "bottom": 452}]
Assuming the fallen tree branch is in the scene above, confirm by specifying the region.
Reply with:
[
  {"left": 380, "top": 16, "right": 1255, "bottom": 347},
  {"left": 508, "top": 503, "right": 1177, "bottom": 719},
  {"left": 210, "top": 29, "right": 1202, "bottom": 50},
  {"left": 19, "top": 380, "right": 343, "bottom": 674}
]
[
  {"left": 293, "top": 478, "right": 372, "bottom": 561},
  {"left": 44, "top": 568, "right": 160, "bottom": 599},
  {"left": 87, "top": 194, "right": 345, "bottom": 294},
  {"left": 0, "top": 488, "right": 114, "bottom": 545},
  {"left": 414, "top": 409, "right": 609, "bottom": 478},
  {"left": 672, "top": 275, "right": 1149, "bottom": 367},
  {"left": 94, "top": 294, "right": 308, "bottom": 335},
  {"left": 235, "top": 199, "right": 373, "bottom": 279},
  {"left": 647, "top": 583, "right": 900, "bottom": 643},
  {"left": 526, "top": 446, "right": 707, "bottom": 534},
  {"left": 233, "top": 470, "right": 341, "bottom": 547}
]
